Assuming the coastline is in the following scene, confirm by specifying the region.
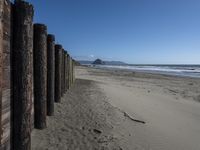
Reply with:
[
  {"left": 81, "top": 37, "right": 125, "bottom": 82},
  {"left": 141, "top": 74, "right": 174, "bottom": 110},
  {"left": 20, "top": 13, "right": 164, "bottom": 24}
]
[
  {"left": 32, "top": 66, "right": 200, "bottom": 150},
  {"left": 90, "top": 64, "right": 200, "bottom": 78}
]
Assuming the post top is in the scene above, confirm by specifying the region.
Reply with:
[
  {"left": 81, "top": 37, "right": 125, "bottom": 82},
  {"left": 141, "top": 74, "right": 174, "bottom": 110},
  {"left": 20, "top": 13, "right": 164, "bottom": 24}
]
[
  {"left": 14, "top": 0, "right": 33, "bottom": 6},
  {"left": 47, "top": 34, "right": 55, "bottom": 41},
  {"left": 34, "top": 23, "right": 47, "bottom": 30},
  {"left": 64, "top": 51, "right": 68, "bottom": 55},
  {"left": 55, "top": 44, "right": 62, "bottom": 49}
]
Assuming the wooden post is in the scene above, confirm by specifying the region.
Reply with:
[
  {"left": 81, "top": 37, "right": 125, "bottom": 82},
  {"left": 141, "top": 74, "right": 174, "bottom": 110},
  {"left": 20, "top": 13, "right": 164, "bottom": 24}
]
[
  {"left": 70, "top": 57, "right": 73, "bottom": 87},
  {"left": 55, "top": 44, "right": 62, "bottom": 103},
  {"left": 74, "top": 60, "right": 75, "bottom": 82},
  {"left": 0, "top": 0, "right": 3, "bottom": 147},
  {"left": 12, "top": 1, "right": 34, "bottom": 149},
  {"left": 63, "top": 51, "right": 66, "bottom": 93},
  {"left": 69, "top": 57, "right": 72, "bottom": 88},
  {"left": 1, "top": 1, "right": 12, "bottom": 149},
  {"left": 71, "top": 59, "right": 73, "bottom": 85},
  {"left": 72, "top": 59, "right": 75, "bottom": 83},
  {"left": 66, "top": 54, "right": 70, "bottom": 90},
  {"left": 61, "top": 49, "right": 64, "bottom": 96},
  {"left": 72, "top": 58, "right": 74, "bottom": 84},
  {"left": 64, "top": 51, "right": 68, "bottom": 92},
  {"left": 70, "top": 57, "right": 72, "bottom": 87},
  {"left": 47, "top": 34, "right": 55, "bottom": 116},
  {"left": 33, "top": 24, "right": 47, "bottom": 129},
  {"left": 68, "top": 55, "right": 71, "bottom": 89}
]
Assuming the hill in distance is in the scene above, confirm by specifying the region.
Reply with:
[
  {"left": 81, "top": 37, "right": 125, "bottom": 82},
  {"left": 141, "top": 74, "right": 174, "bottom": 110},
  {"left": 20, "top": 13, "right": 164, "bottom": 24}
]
[
  {"left": 92, "top": 59, "right": 105, "bottom": 65},
  {"left": 78, "top": 59, "right": 127, "bottom": 65}
]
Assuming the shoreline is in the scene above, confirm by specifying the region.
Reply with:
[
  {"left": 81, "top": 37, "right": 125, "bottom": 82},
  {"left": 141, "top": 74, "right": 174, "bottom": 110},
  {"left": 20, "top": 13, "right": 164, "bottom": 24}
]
[{"left": 87, "top": 65, "right": 200, "bottom": 79}]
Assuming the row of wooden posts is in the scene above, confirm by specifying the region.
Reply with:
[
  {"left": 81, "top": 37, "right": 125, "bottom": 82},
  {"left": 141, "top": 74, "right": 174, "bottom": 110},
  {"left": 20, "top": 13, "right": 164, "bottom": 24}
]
[{"left": 0, "top": 0, "right": 75, "bottom": 150}]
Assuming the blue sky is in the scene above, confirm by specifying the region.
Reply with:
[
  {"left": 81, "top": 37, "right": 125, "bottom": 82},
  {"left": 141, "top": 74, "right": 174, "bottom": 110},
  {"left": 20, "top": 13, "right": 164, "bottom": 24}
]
[{"left": 27, "top": 0, "right": 200, "bottom": 64}]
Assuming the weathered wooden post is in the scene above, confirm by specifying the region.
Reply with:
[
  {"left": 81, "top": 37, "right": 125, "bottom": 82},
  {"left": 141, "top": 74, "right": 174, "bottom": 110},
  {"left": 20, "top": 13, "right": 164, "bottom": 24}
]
[
  {"left": 63, "top": 50, "right": 66, "bottom": 93},
  {"left": 72, "top": 59, "right": 75, "bottom": 83},
  {"left": 73, "top": 60, "right": 75, "bottom": 82},
  {"left": 0, "top": 0, "right": 3, "bottom": 147},
  {"left": 71, "top": 59, "right": 74, "bottom": 85},
  {"left": 61, "top": 49, "right": 64, "bottom": 96},
  {"left": 68, "top": 56, "right": 72, "bottom": 89},
  {"left": 12, "top": 1, "right": 34, "bottom": 149},
  {"left": 69, "top": 57, "right": 71, "bottom": 87},
  {"left": 47, "top": 34, "right": 55, "bottom": 116},
  {"left": 1, "top": 1, "right": 12, "bottom": 149},
  {"left": 66, "top": 54, "right": 70, "bottom": 90},
  {"left": 55, "top": 44, "right": 62, "bottom": 102},
  {"left": 70, "top": 57, "right": 73, "bottom": 87},
  {"left": 64, "top": 51, "right": 68, "bottom": 92},
  {"left": 33, "top": 24, "right": 47, "bottom": 129},
  {"left": 74, "top": 61, "right": 75, "bottom": 83},
  {"left": 72, "top": 58, "right": 74, "bottom": 84}
]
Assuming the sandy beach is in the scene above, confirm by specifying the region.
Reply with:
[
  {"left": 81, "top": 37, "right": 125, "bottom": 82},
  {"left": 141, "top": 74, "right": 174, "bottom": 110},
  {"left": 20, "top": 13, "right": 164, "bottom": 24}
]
[{"left": 32, "top": 66, "right": 200, "bottom": 150}]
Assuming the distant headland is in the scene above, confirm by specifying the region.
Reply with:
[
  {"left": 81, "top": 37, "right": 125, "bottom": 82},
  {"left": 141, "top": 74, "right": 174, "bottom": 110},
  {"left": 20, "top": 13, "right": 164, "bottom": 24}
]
[{"left": 78, "top": 59, "right": 127, "bottom": 65}]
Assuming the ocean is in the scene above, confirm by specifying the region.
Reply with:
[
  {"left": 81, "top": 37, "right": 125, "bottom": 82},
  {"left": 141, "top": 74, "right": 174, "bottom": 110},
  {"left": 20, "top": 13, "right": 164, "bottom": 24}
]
[{"left": 92, "top": 64, "right": 200, "bottom": 78}]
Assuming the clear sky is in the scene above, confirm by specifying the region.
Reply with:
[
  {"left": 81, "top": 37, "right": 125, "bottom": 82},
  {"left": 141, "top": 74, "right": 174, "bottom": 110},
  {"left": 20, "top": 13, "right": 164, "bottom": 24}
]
[{"left": 26, "top": 0, "right": 200, "bottom": 64}]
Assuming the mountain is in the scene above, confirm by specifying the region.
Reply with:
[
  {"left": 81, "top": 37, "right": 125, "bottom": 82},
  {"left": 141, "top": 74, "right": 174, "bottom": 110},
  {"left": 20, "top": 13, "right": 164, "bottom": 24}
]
[
  {"left": 78, "top": 59, "right": 127, "bottom": 65},
  {"left": 92, "top": 59, "right": 105, "bottom": 65}
]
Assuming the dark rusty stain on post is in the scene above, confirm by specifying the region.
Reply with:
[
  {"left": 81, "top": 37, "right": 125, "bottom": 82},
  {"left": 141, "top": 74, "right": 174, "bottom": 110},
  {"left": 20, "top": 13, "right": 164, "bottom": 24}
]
[
  {"left": 12, "top": 1, "right": 34, "bottom": 150},
  {"left": 55, "top": 44, "right": 62, "bottom": 103},
  {"left": 33, "top": 23, "right": 47, "bottom": 129},
  {"left": 47, "top": 34, "right": 55, "bottom": 116}
]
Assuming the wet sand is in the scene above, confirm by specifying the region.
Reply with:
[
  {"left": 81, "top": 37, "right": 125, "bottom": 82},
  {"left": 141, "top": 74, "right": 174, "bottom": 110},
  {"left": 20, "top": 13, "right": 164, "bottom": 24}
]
[{"left": 32, "top": 66, "right": 200, "bottom": 150}]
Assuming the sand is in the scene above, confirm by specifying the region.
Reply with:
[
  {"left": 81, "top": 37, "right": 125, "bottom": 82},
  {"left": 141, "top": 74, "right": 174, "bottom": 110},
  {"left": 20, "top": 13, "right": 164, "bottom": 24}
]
[
  {"left": 32, "top": 78, "right": 136, "bottom": 150},
  {"left": 32, "top": 66, "right": 200, "bottom": 150}
]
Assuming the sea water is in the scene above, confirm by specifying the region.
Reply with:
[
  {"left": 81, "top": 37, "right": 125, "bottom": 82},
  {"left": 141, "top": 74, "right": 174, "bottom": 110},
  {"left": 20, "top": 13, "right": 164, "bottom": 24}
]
[{"left": 93, "top": 64, "right": 200, "bottom": 78}]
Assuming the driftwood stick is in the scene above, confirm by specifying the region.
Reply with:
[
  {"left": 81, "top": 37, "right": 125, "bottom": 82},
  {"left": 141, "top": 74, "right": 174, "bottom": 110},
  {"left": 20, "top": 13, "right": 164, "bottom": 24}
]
[{"left": 123, "top": 112, "right": 145, "bottom": 124}]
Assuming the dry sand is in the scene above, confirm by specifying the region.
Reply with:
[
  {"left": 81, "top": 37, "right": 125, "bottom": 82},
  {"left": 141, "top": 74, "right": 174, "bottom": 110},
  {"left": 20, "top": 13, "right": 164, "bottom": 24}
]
[
  {"left": 32, "top": 77, "right": 137, "bottom": 150},
  {"left": 32, "top": 66, "right": 200, "bottom": 150}
]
